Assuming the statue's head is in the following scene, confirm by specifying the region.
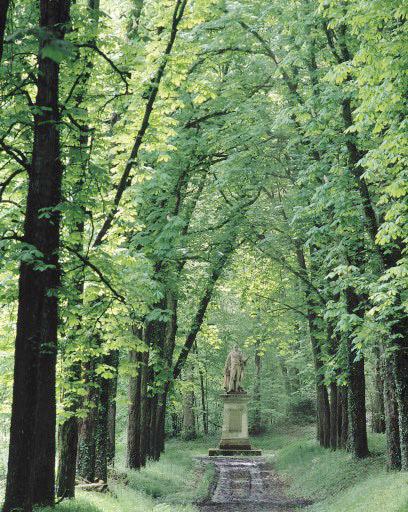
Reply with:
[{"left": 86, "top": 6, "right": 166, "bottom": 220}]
[{"left": 233, "top": 344, "right": 240, "bottom": 352}]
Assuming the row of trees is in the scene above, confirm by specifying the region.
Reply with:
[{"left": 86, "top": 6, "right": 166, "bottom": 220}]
[{"left": 0, "top": 0, "right": 406, "bottom": 511}]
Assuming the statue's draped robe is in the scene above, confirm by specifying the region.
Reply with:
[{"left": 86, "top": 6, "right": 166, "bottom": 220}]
[{"left": 224, "top": 349, "right": 246, "bottom": 392}]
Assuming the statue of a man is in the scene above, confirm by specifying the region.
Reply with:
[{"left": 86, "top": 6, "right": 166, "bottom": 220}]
[{"left": 223, "top": 345, "right": 248, "bottom": 393}]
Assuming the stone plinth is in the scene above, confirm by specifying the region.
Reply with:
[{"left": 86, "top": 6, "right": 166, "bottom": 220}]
[{"left": 209, "top": 393, "right": 262, "bottom": 456}]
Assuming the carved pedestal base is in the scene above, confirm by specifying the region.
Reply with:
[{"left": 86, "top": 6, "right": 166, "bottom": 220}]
[{"left": 208, "top": 393, "right": 261, "bottom": 456}]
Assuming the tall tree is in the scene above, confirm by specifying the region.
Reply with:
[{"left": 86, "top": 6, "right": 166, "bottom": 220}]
[{"left": 3, "top": 1, "right": 70, "bottom": 510}]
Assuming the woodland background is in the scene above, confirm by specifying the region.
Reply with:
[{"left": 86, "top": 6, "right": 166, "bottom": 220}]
[{"left": 0, "top": 0, "right": 407, "bottom": 511}]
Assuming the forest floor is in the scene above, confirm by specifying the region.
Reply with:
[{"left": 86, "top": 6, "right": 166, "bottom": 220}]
[
  {"left": 3, "top": 426, "right": 408, "bottom": 512},
  {"left": 197, "top": 456, "right": 311, "bottom": 511}
]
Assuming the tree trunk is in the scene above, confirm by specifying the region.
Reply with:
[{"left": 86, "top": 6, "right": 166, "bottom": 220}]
[
  {"left": 139, "top": 349, "right": 150, "bottom": 467},
  {"left": 94, "top": 362, "right": 111, "bottom": 482},
  {"left": 309, "top": 310, "right": 330, "bottom": 448},
  {"left": 345, "top": 288, "right": 369, "bottom": 458},
  {"left": 57, "top": 415, "right": 79, "bottom": 499},
  {"left": 127, "top": 349, "right": 143, "bottom": 469},
  {"left": 0, "top": 0, "right": 10, "bottom": 63},
  {"left": 148, "top": 394, "right": 159, "bottom": 458},
  {"left": 329, "top": 382, "right": 338, "bottom": 450},
  {"left": 337, "top": 385, "right": 349, "bottom": 449},
  {"left": 372, "top": 351, "right": 386, "bottom": 433},
  {"left": 316, "top": 381, "right": 331, "bottom": 448},
  {"left": 107, "top": 350, "right": 119, "bottom": 467},
  {"left": 182, "top": 368, "right": 196, "bottom": 441},
  {"left": 154, "top": 392, "right": 167, "bottom": 458},
  {"left": 77, "top": 360, "right": 99, "bottom": 482},
  {"left": 382, "top": 356, "right": 401, "bottom": 469},
  {"left": 251, "top": 341, "right": 262, "bottom": 435},
  {"left": 3, "top": 2, "right": 69, "bottom": 510},
  {"left": 57, "top": 359, "right": 82, "bottom": 498},
  {"left": 391, "top": 316, "right": 408, "bottom": 470},
  {"left": 199, "top": 366, "right": 208, "bottom": 435},
  {"left": 347, "top": 349, "right": 369, "bottom": 458}
]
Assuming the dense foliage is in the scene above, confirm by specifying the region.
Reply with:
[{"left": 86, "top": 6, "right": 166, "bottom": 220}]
[{"left": 0, "top": 0, "right": 406, "bottom": 510}]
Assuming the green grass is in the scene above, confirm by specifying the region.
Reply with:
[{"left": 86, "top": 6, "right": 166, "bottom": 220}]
[
  {"left": 269, "top": 427, "right": 408, "bottom": 512},
  {"left": 20, "top": 427, "right": 408, "bottom": 512},
  {"left": 39, "top": 437, "right": 214, "bottom": 512}
]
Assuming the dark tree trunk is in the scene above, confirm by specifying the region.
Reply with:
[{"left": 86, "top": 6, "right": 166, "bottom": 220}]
[
  {"left": 94, "top": 363, "right": 110, "bottom": 482},
  {"left": 57, "top": 223, "right": 85, "bottom": 498},
  {"left": 57, "top": 359, "right": 82, "bottom": 498},
  {"left": 149, "top": 394, "right": 159, "bottom": 457},
  {"left": 383, "top": 356, "right": 401, "bottom": 469},
  {"left": 3, "top": 2, "right": 70, "bottom": 510},
  {"left": 127, "top": 349, "right": 143, "bottom": 469},
  {"left": 391, "top": 316, "right": 408, "bottom": 470},
  {"left": 57, "top": 415, "right": 79, "bottom": 499},
  {"left": 139, "top": 349, "right": 150, "bottom": 467},
  {"left": 295, "top": 246, "right": 330, "bottom": 447},
  {"left": 329, "top": 382, "right": 338, "bottom": 450},
  {"left": 316, "top": 381, "right": 331, "bottom": 448},
  {"left": 345, "top": 288, "right": 369, "bottom": 458},
  {"left": 372, "top": 351, "right": 386, "bottom": 433},
  {"left": 337, "top": 385, "right": 349, "bottom": 449},
  {"left": 77, "top": 360, "right": 99, "bottom": 482},
  {"left": 199, "top": 367, "right": 209, "bottom": 435},
  {"left": 0, "top": 0, "right": 10, "bottom": 63},
  {"left": 107, "top": 350, "right": 119, "bottom": 467},
  {"left": 154, "top": 392, "right": 167, "bottom": 457},
  {"left": 251, "top": 341, "right": 263, "bottom": 435},
  {"left": 347, "top": 354, "right": 369, "bottom": 458},
  {"left": 309, "top": 309, "right": 330, "bottom": 448},
  {"left": 194, "top": 340, "right": 208, "bottom": 435},
  {"left": 339, "top": 55, "right": 407, "bottom": 464}
]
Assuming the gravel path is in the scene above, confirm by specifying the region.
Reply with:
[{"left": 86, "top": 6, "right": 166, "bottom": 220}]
[{"left": 197, "top": 457, "right": 311, "bottom": 512}]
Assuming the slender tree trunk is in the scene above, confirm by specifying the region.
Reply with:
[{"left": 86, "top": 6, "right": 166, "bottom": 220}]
[
  {"left": 329, "top": 382, "right": 338, "bottom": 450},
  {"left": 127, "top": 349, "right": 143, "bottom": 469},
  {"left": 391, "top": 317, "right": 408, "bottom": 470},
  {"left": 107, "top": 350, "right": 119, "bottom": 467},
  {"left": 372, "top": 351, "right": 386, "bottom": 433},
  {"left": 182, "top": 367, "right": 196, "bottom": 441},
  {"left": 57, "top": 413, "right": 79, "bottom": 499},
  {"left": 0, "top": 0, "right": 10, "bottom": 63},
  {"left": 148, "top": 394, "right": 159, "bottom": 458},
  {"left": 57, "top": 219, "right": 85, "bottom": 497},
  {"left": 57, "top": 361, "right": 81, "bottom": 498},
  {"left": 154, "top": 392, "right": 167, "bottom": 457},
  {"left": 77, "top": 360, "right": 99, "bottom": 482},
  {"left": 308, "top": 311, "right": 330, "bottom": 448},
  {"left": 199, "top": 367, "right": 208, "bottom": 435},
  {"left": 337, "top": 385, "right": 349, "bottom": 449},
  {"left": 345, "top": 288, "right": 369, "bottom": 458},
  {"left": 251, "top": 341, "right": 262, "bottom": 435},
  {"left": 94, "top": 361, "right": 111, "bottom": 482},
  {"left": 3, "top": 2, "right": 69, "bottom": 510},
  {"left": 383, "top": 355, "right": 401, "bottom": 470},
  {"left": 139, "top": 349, "right": 150, "bottom": 467},
  {"left": 347, "top": 353, "right": 369, "bottom": 458}
]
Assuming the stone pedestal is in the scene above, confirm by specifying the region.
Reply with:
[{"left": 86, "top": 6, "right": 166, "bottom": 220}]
[{"left": 209, "top": 393, "right": 261, "bottom": 456}]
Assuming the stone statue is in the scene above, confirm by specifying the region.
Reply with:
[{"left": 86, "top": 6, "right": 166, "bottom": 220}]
[{"left": 223, "top": 345, "right": 248, "bottom": 393}]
